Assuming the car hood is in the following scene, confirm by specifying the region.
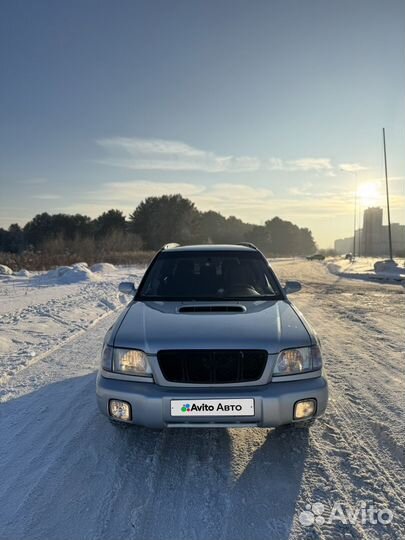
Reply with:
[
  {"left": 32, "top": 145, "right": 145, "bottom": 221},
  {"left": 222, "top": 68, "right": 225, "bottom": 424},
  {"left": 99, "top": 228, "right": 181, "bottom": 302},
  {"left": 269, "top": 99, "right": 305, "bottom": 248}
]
[{"left": 113, "top": 300, "right": 311, "bottom": 354}]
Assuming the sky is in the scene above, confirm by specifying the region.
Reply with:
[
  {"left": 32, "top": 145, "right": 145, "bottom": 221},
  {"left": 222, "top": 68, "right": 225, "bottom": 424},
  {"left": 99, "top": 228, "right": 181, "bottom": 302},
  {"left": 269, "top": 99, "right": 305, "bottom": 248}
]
[{"left": 0, "top": 0, "right": 404, "bottom": 248}]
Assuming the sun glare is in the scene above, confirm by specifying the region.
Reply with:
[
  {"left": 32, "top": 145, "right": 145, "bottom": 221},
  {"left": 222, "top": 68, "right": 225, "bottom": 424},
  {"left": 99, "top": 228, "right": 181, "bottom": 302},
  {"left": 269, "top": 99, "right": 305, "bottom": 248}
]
[{"left": 357, "top": 182, "right": 380, "bottom": 207}]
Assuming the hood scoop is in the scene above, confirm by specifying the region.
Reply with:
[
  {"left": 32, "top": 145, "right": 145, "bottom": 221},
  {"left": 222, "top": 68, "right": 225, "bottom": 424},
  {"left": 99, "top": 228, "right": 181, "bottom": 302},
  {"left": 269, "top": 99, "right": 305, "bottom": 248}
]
[{"left": 178, "top": 305, "right": 246, "bottom": 314}]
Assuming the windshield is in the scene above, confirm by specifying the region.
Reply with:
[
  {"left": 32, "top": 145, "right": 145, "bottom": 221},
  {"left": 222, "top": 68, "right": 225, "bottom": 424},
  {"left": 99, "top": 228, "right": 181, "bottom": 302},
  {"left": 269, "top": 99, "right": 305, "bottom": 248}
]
[{"left": 137, "top": 250, "right": 282, "bottom": 300}]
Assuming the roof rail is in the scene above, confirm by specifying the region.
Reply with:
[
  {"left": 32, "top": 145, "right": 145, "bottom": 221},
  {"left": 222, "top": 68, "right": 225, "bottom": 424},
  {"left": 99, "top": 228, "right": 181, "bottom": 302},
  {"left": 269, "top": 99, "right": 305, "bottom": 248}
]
[
  {"left": 161, "top": 243, "right": 181, "bottom": 250},
  {"left": 237, "top": 242, "right": 258, "bottom": 250}
]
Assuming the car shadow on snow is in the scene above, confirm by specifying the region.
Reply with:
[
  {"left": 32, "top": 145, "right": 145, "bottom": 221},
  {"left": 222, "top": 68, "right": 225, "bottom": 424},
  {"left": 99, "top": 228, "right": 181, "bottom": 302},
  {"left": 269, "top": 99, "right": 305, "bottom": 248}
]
[
  {"left": 221, "top": 426, "right": 309, "bottom": 540},
  {"left": 0, "top": 373, "right": 309, "bottom": 540}
]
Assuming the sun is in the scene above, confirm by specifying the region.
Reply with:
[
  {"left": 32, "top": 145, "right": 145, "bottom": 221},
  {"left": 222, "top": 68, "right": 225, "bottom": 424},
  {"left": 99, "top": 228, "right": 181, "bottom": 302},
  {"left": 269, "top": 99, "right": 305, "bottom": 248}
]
[{"left": 357, "top": 182, "right": 380, "bottom": 207}]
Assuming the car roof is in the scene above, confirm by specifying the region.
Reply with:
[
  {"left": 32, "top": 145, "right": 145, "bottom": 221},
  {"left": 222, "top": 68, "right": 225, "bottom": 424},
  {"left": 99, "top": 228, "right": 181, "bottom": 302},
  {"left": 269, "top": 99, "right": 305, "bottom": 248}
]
[{"left": 163, "top": 244, "right": 257, "bottom": 252}]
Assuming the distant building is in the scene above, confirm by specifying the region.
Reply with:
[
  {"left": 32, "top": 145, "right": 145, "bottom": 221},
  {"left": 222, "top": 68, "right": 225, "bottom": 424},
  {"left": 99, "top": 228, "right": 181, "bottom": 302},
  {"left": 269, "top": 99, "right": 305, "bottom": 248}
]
[
  {"left": 390, "top": 223, "right": 405, "bottom": 255},
  {"left": 334, "top": 207, "right": 405, "bottom": 256},
  {"left": 335, "top": 236, "right": 354, "bottom": 254},
  {"left": 362, "top": 207, "right": 383, "bottom": 256}
]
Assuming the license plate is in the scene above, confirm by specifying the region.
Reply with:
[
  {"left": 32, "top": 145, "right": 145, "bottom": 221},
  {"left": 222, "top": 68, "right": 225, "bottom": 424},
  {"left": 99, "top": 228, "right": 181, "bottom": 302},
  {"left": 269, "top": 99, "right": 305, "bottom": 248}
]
[{"left": 170, "top": 398, "right": 255, "bottom": 417}]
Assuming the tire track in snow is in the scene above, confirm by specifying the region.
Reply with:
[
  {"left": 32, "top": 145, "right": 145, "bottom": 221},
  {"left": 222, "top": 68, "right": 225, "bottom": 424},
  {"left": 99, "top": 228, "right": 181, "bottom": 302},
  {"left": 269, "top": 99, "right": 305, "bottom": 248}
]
[
  {"left": 276, "top": 261, "right": 405, "bottom": 539},
  {"left": 0, "top": 278, "right": 130, "bottom": 382}
]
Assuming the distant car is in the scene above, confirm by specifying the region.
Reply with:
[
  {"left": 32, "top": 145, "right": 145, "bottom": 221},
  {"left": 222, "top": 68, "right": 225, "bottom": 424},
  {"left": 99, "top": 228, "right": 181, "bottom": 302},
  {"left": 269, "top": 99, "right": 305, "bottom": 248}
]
[
  {"left": 306, "top": 253, "right": 325, "bottom": 261},
  {"left": 96, "top": 243, "right": 328, "bottom": 429}
]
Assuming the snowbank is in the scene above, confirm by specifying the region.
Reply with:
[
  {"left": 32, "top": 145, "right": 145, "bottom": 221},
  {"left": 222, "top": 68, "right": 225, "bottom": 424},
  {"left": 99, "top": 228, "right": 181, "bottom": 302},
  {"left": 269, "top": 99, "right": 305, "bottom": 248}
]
[
  {"left": 45, "top": 263, "right": 98, "bottom": 284},
  {"left": 326, "top": 257, "right": 405, "bottom": 283},
  {"left": 0, "top": 264, "right": 13, "bottom": 275},
  {"left": 374, "top": 259, "right": 405, "bottom": 274},
  {"left": 91, "top": 262, "right": 116, "bottom": 273},
  {"left": 14, "top": 269, "right": 31, "bottom": 277},
  {"left": 41, "top": 262, "right": 118, "bottom": 283}
]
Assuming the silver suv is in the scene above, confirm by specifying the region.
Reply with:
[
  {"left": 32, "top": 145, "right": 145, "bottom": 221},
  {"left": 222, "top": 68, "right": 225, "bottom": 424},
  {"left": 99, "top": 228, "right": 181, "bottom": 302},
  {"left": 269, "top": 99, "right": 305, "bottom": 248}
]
[{"left": 96, "top": 244, "right": 328, "bottom": 428}]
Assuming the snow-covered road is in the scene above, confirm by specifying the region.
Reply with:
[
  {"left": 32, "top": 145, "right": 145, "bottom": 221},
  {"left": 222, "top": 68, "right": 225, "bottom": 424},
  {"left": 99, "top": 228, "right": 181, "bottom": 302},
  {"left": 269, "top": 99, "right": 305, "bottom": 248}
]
[{"left": 0, "top": 260, "right": 404, "bottom": 540}]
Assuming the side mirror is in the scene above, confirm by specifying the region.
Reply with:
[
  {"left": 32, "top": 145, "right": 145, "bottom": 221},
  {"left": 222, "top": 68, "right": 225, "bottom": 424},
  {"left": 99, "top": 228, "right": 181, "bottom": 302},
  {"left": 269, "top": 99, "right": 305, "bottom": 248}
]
[
  {"left": 118, "top": 282, "right": 136, "bottom": 295},
  {"left": 284, "top": 280, "right": 302, "bottom": 295}
]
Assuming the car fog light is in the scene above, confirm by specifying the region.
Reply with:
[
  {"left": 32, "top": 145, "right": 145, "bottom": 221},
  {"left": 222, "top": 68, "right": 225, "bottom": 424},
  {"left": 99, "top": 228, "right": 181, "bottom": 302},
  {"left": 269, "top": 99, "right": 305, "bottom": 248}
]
[
  {"left": 294, "top": 399, "right": 316, "bottom": 420},
  {"left": 109, "top": 399, "right": 132, "bottom": 421}
]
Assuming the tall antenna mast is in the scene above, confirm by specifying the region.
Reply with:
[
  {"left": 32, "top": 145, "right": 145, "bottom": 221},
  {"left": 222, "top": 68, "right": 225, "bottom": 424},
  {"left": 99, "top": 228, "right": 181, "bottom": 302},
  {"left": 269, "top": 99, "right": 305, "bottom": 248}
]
[
  {"left": 353, "top": 186, "right": 357, "bottom": 258},
  {"left": 382, "top": 128, "right": 393, "bottom": 260},
  {"left": 357, "top": 189, "right": 361, "bottom": 257}
]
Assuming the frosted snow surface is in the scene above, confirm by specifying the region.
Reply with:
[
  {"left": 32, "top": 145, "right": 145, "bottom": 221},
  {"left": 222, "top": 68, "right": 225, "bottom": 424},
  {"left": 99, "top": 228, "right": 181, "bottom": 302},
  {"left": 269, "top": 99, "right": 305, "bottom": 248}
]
[
  {"left": 326, "top": 256, "right": 405, "bottom": 283},
  {"left": 0, "top": 263, "right": 145, "bottom": 380}
]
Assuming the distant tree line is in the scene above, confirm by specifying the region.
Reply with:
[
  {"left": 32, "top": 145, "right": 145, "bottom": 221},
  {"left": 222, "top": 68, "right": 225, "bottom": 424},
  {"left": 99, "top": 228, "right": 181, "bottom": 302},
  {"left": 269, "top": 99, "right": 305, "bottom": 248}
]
[{"left": 0, "top": 194, "right": 317, "bottom": 258}]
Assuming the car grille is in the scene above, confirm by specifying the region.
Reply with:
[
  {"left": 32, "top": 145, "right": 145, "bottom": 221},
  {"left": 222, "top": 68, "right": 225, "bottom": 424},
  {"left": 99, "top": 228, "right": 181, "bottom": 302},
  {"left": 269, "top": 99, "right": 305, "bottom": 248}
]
[{"left": 157, "top": 350, "right": 267, "bottom": 384}]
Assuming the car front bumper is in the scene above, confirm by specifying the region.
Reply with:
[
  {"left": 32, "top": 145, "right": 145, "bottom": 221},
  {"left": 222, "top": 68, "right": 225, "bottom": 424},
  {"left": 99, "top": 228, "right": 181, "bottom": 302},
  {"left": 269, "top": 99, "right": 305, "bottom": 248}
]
[{"left": 96, "top": 372, "right": 328, "bottom": 428}]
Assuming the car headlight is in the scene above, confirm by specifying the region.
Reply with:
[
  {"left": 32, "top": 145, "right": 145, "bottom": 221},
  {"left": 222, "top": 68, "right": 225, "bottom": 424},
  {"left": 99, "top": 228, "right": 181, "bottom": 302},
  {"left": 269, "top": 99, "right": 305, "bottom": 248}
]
[
  {"left": 113, "top": 348, "right": 152, "bottom": 377},
  {"left": 273, "top": 345, "right": 322, "bottom": 376}
]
